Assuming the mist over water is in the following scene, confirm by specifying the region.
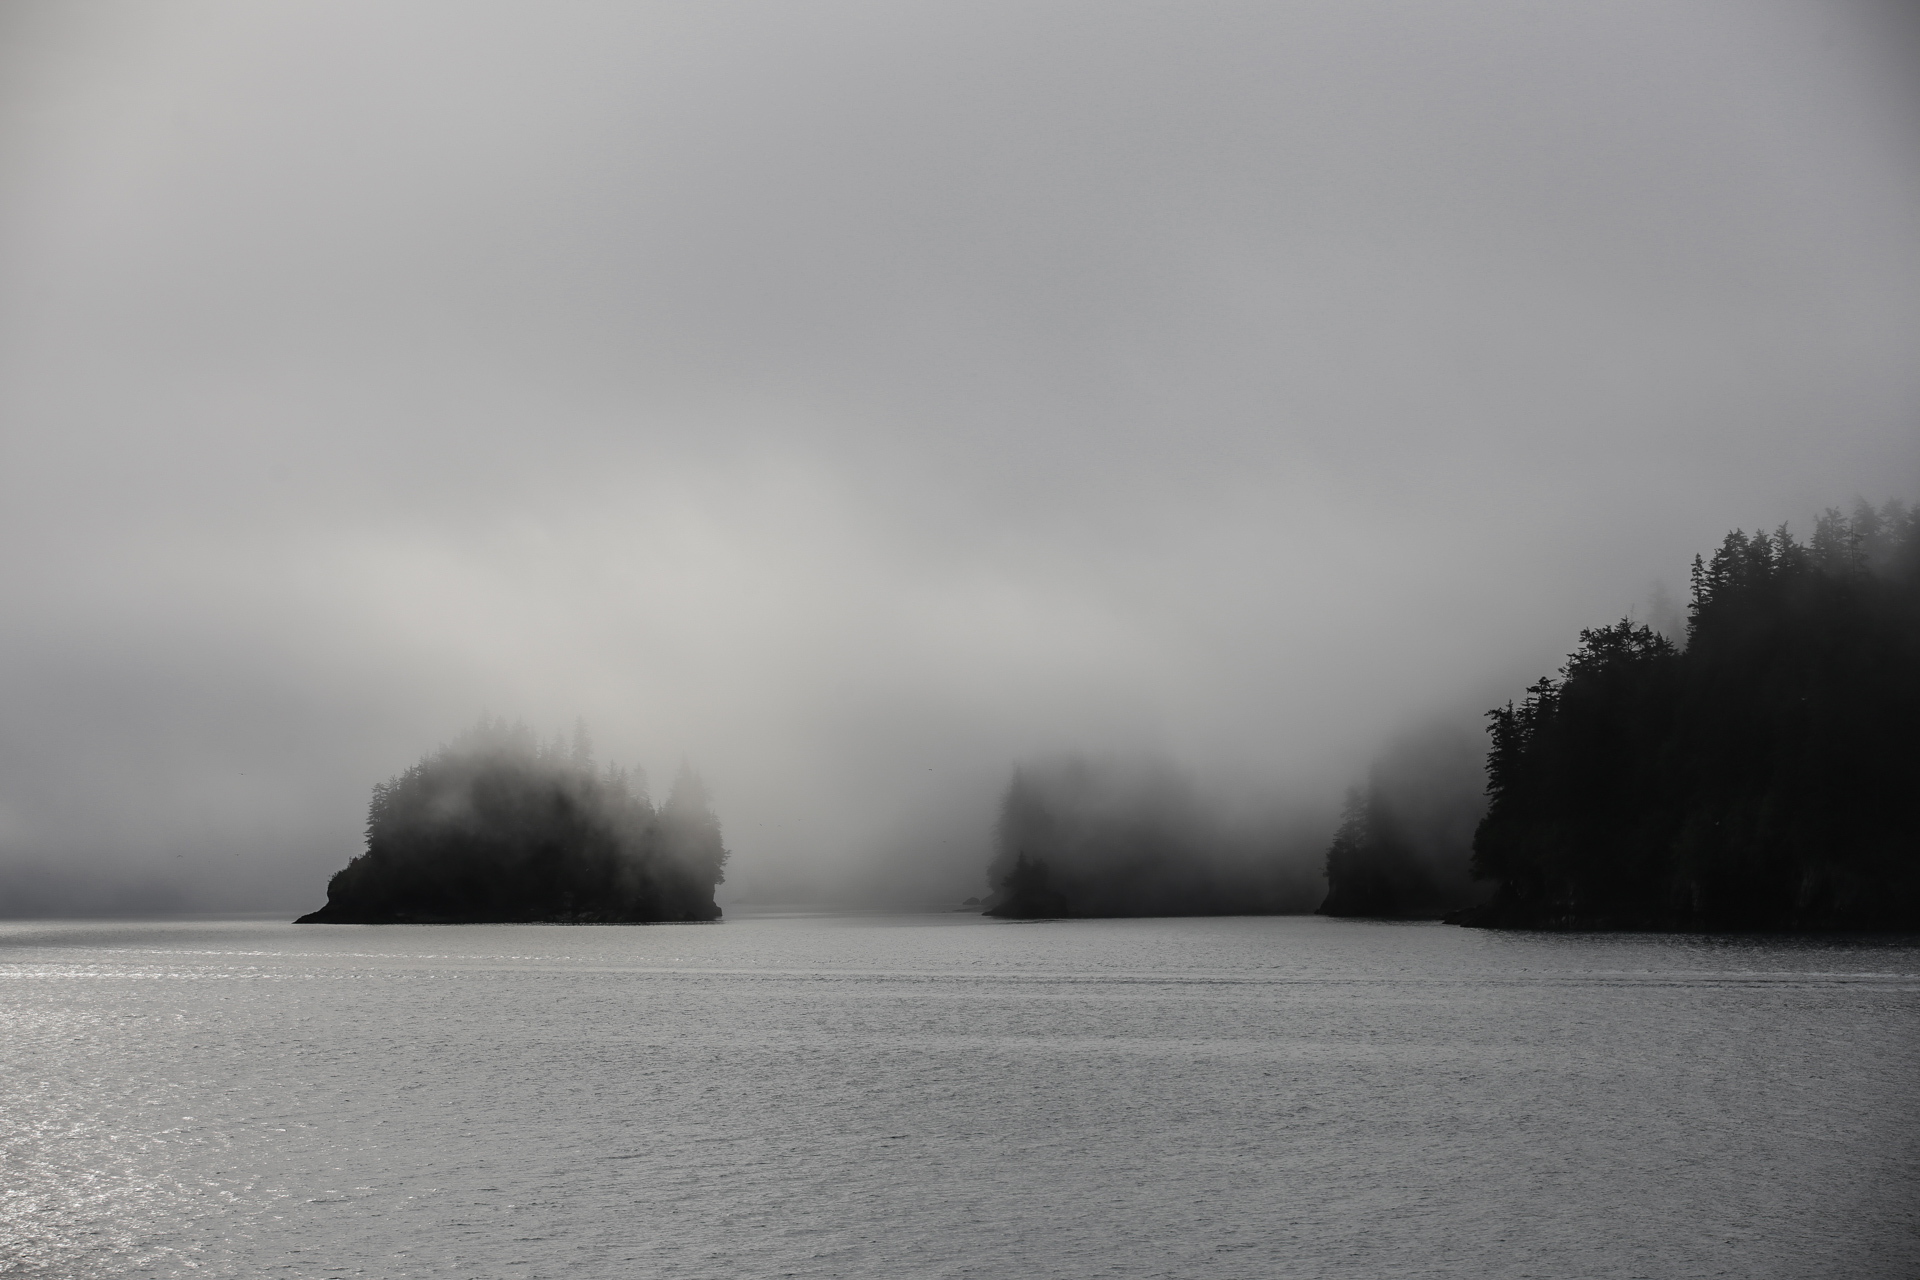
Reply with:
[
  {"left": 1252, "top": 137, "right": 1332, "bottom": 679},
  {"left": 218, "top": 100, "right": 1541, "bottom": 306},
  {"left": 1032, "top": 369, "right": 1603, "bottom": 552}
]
[
  {"left": 985, "top": 754, "right": 1330, "bottom": 915},
  {"left": 2, "top": 1, "right": 1918, "bottom": 910},
  {"left": 3, "top": 9, "right": 1916, "bottom": 1277}
]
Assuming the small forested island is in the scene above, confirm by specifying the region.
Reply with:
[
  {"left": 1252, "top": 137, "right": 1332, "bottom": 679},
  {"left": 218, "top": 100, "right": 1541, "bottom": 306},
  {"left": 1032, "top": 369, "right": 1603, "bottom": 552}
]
[
  {"left": 296, "top": 718, "right": 728, "bottom": 924},
  {"left": 1464, "top": 500, "right": 1919, "bottom": 930},
  {"left": 983, "top": 757, "right": 1324, "bottom": 918}
]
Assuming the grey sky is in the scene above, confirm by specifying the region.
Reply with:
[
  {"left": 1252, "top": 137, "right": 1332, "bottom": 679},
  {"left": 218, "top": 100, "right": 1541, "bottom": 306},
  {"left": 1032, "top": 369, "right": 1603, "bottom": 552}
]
[{"left": 2, "top": 1, "right": 1916, "bottom": 911}]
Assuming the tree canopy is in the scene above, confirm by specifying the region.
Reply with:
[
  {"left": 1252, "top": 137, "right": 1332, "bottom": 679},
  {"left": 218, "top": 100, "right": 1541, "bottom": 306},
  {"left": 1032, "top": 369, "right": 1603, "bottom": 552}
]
[
  {"left": 297, "top": 716, "right": 727, "bottom": 923},
  {"left": 1469, "top": 500, "right": 1920, "bottom": 930}
]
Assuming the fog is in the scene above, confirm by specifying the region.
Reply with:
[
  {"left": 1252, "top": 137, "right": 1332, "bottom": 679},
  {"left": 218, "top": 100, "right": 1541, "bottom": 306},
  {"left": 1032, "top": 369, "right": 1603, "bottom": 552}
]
[
  {"left": 987, "top": 753, "right": 1331, "bottom": 916},
  {"left": 1, "top": 1, "right": 1916, "bottom": 914}
]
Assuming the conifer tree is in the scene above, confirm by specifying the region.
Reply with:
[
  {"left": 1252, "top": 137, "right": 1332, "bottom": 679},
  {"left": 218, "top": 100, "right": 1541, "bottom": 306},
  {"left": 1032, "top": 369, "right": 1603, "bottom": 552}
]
[{"left": 1468, "top": 502, "right": 1920, "bottom": 929}]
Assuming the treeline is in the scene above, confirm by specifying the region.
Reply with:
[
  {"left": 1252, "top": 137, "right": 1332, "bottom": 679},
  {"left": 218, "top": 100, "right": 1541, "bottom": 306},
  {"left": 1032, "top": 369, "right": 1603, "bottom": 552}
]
[
  {"left": 1318, "top": 723, "right": 1487, "bottom": 919},
  {"left": 297, "top": 717, "right": 727, "bottom": 924},
  {"left": 984, "top": 756, "right": 1324, "bottom": 917},
  {"left": 1468, "top": 499, "right": 1920, "bottom": 930}
]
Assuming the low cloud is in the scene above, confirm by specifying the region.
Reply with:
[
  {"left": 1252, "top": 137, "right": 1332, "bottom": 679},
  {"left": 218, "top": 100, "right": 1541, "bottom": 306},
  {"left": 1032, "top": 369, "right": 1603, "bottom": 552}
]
[{"left": 0, "top": 1, "right": 1915, "bottom": 914}]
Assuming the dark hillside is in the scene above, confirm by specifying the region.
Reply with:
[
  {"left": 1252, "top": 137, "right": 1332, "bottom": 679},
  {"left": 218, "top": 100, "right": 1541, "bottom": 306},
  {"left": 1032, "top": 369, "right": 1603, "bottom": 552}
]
[{"left": 1468, "top": 501, "right": 1920, "bottom": 930}]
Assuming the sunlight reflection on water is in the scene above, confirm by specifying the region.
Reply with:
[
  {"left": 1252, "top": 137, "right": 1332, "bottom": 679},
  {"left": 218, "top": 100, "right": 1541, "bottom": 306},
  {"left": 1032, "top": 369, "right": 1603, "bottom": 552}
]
[{"left": 1, "top": 914, "right": 1915, "bottom": 1278}]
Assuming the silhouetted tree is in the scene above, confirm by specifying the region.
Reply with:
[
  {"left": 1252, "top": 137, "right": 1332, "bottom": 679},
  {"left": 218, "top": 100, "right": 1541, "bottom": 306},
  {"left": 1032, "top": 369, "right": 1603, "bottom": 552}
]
[
  {"left": 1320, "top": 787, "right": 1437, "bottom": 917},
  {"left": 1469, "top": 500, "right": 1920, "bottom": 929},
  {"left": 1319, "top": 722, "right": 1488, "bottom": 918},
  {"left": 987, "top": 850, "right": 1070, "bottom": 918}
]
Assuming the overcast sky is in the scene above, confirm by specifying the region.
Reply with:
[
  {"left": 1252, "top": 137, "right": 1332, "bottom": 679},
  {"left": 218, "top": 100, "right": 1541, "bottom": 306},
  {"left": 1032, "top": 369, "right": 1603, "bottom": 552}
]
[{"left": 1, "top": 0, "right": 1916, "bottom": 912}]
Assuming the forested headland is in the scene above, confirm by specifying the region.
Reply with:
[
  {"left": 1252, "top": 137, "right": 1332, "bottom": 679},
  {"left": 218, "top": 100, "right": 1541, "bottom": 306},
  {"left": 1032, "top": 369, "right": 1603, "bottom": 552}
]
[
  {"left": 1465, "top": 500, "right": 1919, "bottom": 930},
  {"left": 983, "top": 757, "right": 1324, "bottom": 917},
  {"left": 296, "top": 718, "right": 728, "bottom": 924}
]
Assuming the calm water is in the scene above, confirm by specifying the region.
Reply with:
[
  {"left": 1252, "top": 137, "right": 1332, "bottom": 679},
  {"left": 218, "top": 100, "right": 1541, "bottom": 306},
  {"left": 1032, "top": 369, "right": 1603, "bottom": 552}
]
[{"left": 1, "top": 913, "right": 1915, "bottom": 1279}]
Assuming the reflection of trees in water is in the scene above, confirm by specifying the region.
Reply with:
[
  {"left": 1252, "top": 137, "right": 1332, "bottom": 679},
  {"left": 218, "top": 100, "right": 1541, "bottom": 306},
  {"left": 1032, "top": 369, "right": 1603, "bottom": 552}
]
[{"left": 298, "top": 716, "right": 727, "bottom": 923}]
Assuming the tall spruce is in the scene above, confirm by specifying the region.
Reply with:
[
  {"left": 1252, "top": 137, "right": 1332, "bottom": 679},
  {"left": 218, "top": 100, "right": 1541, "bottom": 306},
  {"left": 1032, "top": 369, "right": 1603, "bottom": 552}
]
[{"left": 1469, "top": 500, "right": 1920, "bottom": 929}]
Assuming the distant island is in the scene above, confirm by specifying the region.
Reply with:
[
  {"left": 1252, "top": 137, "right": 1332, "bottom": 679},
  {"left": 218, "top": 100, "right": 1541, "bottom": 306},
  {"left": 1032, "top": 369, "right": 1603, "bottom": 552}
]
[
  {"left": 997, "top": 499, "right": 1919, "bottom": 929},
  {"left": 1315, "top": 721, "right": 1488, "bottom": 920},
  {"left": 982, "top": 757, "right": 1325, "bottom": 918},
  {"left": 296, "top": 718, "right": 728, "bottom": 924},
  {"left": 1460, "top": 499, "right": 1919, "bottom": 930}
]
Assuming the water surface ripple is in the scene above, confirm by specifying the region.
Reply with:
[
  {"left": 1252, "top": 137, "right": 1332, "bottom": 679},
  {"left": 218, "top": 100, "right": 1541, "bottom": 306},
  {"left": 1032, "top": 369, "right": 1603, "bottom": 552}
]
[{"left": 2, "top": 913, "right": 1914, "bottom": 1278}]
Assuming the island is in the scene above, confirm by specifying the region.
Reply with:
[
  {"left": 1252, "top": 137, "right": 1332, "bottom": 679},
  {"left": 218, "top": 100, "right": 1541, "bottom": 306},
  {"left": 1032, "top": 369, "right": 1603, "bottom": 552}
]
[
  {"left": 995, "top": 498, "right": 1919, "bottom": 929},
  {"left": 296, "top": 718, "right": 727, "bottom": 923},
  {"left": 982, "top": 757, "right": 1325, "bottom": 918}
]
